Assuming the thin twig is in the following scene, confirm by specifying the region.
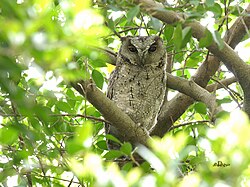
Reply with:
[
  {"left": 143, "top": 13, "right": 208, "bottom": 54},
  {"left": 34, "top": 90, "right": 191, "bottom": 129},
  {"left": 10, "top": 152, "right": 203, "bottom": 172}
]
[
  {"left": 158, "top": 23, "right": 165, "bottom": 36},
  {"left": 51, "top": 114, "right": 109, "bottom": 123},
  {"left": 237, "top": 4, "right": 250, "bottom": 38},
  {"left": 0, "top": 113, "right": 109, "bottom": 123},
  {"left": 210, "top": 77, "right": 242, "bottom": 109},
  {"left": 34, "top": 172, "right": 81, "bottom": 185},
  {"left": 169, "top": 120, "right": 211, "bottom": 131},
  {"left": 140, "top": 13, "right": 150, "bottom": 35}
]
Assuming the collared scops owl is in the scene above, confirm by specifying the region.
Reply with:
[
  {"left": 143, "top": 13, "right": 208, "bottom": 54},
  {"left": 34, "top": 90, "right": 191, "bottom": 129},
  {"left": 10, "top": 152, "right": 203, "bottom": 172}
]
[{"left": 106, "top": 36, "right": 167, "bottom": 149}]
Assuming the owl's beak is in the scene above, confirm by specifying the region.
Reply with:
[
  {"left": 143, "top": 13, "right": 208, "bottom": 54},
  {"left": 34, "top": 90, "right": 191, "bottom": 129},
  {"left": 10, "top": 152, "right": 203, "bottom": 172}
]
[{"left": 138, "top": 50, "right": 147, "bottom": 66}]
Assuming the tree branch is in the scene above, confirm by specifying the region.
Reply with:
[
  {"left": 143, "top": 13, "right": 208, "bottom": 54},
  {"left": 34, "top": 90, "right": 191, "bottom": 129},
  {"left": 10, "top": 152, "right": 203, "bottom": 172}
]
[
  {"left": 71, "top": 80, "right": 150, "bottom": 146},
  {"left": 224, "top": 4, "right": 250, "bottom": 48},
  {"left": 206, "top": 77, "right": 237, "bottom": 92},
  {"left": 166, "top": 73, "right": 221, "bottom": 115},
  {"left": 210, "top": 77, "right": 242, "bottom": 109},
  {"left": 168, "top": 120, "right": 211, "bottom": 131},
  {"left": 0, "top": 113, "right": 109, "bottom": 124}
]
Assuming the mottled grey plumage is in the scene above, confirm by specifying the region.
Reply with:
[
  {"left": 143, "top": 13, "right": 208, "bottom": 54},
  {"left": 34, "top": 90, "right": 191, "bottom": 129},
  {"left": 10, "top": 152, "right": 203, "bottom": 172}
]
[{"left": 106, "top": 36, "right": 167, "bottom": 148}]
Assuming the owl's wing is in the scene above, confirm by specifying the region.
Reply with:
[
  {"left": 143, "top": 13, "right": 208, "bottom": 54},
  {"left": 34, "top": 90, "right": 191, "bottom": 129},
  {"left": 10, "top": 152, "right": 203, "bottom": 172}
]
[
  {"left": 106, "top": 69, "right": 118, "bottom": 99},
  {"left": 105, "top": 68, "right": 120, "bottom": 149}
]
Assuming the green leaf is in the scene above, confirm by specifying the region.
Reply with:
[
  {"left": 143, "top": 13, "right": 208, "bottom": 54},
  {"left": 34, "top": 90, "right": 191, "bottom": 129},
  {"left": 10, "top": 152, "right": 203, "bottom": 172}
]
[
  {"left": 0, "top": 126, "right": 19, "bottom": 145},
  {"left": 194, "top": 102, "right": 207, "bottom": 115},
  {"left": 140, "top": 162, "right": 151, "bottom": 173},
  {"left": 107, "top": 18, "right": 115, "bottom": 30},
  {"left": 213, "top": 31, "right": 225, "bottom": 50},
  {"left": 66, "top": 88, "right": 76, "bottom": 109},
  {"left": 65, "top": 139, "right": 83, "bottom": 155},
  {"left": 89, "top": 58, "right": 107, "bottom": 68},
  {"left": 217, "top": 97, "right": 232, "bottom": 104},
  {"left": 127, "top": 5, "right": 140, "bottom": 23},
  {"left": 13, "top": 150, "right": 30, "bottom": 164},
  {"left": 56, "top": 101, "right": 72, "bottom": 113},
  {"left": 173, "top": 24, "right": 182, "bottom": 50},
  {"left": 164, "top": 25, "right": 174, "bottom": 42},
  {"left": 208, "top": 3, "right": 222, "bottom": 17},
  {"left": 199, "top": 29, "right": 213, "bottom": 48},
  {"left": 205, "top": 0, "right": 214, "bottom": 7},
  {"left": 186, "top": 59, "right": 199, "bottom": 67},
  {"left": 66, "top": 121, "right": 93, "bottom": 154},
  {"left": 92, "top": 69, "right": 104, "bottom": 89},
  {"left": 96, "top": 140, "right": 108, "bottom": 150},
  {"left": 186, "top": 136, "right": 197, "bottom": 146},
  {"left": 0, "top": 168, "right": 16, "bottom": 183},
  {"left": 93, "top": 123, "right": 103, "bottom": 134},
  {"left": 33, "top": 105, "right": 53, "bottom": 123},
  {"left": 85, "top": 106, "right": 101, "bottom": 117},
  {"left": 103, "top": 150, "right": 124, "bottom": 160},
  {"left": 122, "top": 162, "right": 133, "bottom": 171},
  {"left": 181, "top": 27, "right": 192, "bottom": 48},
  {"left": 190, "top": 51, "right": 202, "bottom": 59},
  {"left": 76, "top": 120, "right": 93, "bottom": 148},
  {"left": 186, "top": 52, "right": 202, "bottom": 67},
  {"left": 66, "top": 88, "right": 76, "bottom": 99},
  {"left": 148, "top": 17, "right": 162, "bottom": 31},
  {"left": 216, "top": 110, "right": 230, "bottom": 119},
  {"left": 230, "top": 5, "right": 244, "bottom": 16},
  {"left": 106, "top": 134, "right": 122, "bottom": 144},
  {"left": 190, "top": 0, "right": 200, "bottom": 6},
  {"left": 120, "top": 142, "right": 133, "bottom": 155}
]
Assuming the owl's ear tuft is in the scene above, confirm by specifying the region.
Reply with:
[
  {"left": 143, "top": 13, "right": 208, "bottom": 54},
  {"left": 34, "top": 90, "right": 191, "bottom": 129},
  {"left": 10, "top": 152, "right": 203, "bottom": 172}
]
[
  {"left": 121, "top": 36, "right": 132, "bottom": 42},
  {"left": 154, "top": 36, "right": 161, "bottom": 42},
  {"left": 121, "top": 37, "right": 127, "bottom": 42}
]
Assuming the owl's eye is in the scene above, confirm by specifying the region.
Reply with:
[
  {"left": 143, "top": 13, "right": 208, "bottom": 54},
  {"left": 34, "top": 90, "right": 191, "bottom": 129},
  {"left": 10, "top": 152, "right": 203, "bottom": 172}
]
[
  {"left": 128, "top": 45, "right": 137, "bottom": 52},
  {"left": 149, "top": 44, "right": 157, "bottom": 52}
]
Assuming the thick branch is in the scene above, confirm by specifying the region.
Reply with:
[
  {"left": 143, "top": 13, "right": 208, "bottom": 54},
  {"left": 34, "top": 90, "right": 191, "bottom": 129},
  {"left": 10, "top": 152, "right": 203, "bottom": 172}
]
[
  {"left": 135, "top": 0, "right": 183, "bottom": 24},
  {"left": 71, "top": 80, "right": 150, "bottom": 145},
  {"left": 167, "top": 73, "right": 221, "bottom": 114},
  {"left": 224, "top": 4, "right": 250, "bottom": 48}
]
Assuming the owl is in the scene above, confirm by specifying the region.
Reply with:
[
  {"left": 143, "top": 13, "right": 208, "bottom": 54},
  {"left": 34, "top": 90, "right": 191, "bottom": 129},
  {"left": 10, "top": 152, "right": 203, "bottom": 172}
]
[{"left": 106, "top": 36, "right": 167, "bottom": 149}]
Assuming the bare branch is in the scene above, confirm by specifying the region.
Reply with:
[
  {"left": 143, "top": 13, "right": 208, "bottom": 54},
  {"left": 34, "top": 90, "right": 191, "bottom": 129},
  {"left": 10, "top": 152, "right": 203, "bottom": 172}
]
[
  {"left": 206, "top": 77, "right": 237, "bottom": 92},
  {"left": 0, "top": 113, "right": 109, "bottom": 124},
  {"left": 224, "top": 4, "right": 250, "bottom": 48},
  {"left": 167, "top": 73, "right": 222, "bottom": 115},
  {"left": 50, "top": 114, "right": 109, "bottom": 124},
  {"left": 33, "top": 172, "right": 80, "bottom": 185},
  {"left": 210, "top": 77, "right": 242, "bottom": 109},
  {"left": 168, "top": 120, "right": 211, "bottom": 131}
]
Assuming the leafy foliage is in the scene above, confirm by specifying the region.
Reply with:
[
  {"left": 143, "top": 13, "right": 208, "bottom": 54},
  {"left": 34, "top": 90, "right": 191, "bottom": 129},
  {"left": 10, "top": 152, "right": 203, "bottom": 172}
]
[{"left": 0, "top": 0, "right": 249, "bottom": 186}]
